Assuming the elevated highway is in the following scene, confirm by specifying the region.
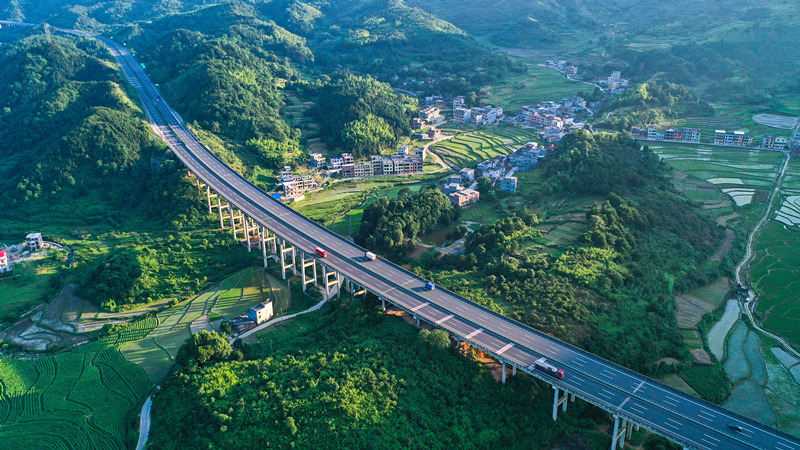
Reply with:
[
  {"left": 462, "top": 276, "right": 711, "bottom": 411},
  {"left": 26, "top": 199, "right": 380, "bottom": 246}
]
[{"left": 50, "top": 26, "right": 800, "bottom": 450}]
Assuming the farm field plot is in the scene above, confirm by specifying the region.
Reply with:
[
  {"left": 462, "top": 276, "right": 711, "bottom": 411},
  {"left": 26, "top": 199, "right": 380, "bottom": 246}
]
[
  {"left": 651, "top": 144, "right": 782, "bottom": 225},
  {"left": 122, "top": 268, "right": 260, "bottom": 382},
  {"left": 0, "top": 317, "right": 156, "bottom": 449},
  {"left": 431, "top": 127, "right": 540, "bottom": 168},
  {"left": 746, "top": 157, "right": 800, "bottom": 349},
  {"left": 749, "top": 220, "right": 800, "bottom": 349},
  {"left": 481, "top": 63, "right": 584, "bottom": 111}
]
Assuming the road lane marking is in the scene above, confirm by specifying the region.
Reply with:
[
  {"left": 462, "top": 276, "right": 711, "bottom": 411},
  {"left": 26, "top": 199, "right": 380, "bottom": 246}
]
[
  {"left": 700, "top": 438, "right": 719, "bottom": 447},
  {"left": 597, "top": 389, "right": 614, "bottom": 400},
  {"left": 697, "top": 410, "right": 715, "bottom": 421},
  {"left": 410, "top": 302, "right": 430, "bottom": 312},
  {"left": 632, "top": 380, "right": 645, "bottom": 394},
  {"left": 665, "top": 417, "right": 681, "bottom": 427},
  {"left": 618, "top": 397, "right": 631, "bottom": 409},
  {"left": 496, "top": 343, "right": 514, "bottom": 355},
  {"left": 435, "top": 314, "right": 453, "bottom": 325},
  {"left": 629, "top": 404, "right": 647, "bottom": 414},
  {"left": 465, "top": 328, "right": 483, "bottom": 339},
  {"left": 662, "top": 397, "right": 679, "bottom": 407},
  {"left": 775, "top": 442, "right": 795, "bottom": 450},
  {"left": 701, "top": 434, "right": 720, "bottom": 443}
]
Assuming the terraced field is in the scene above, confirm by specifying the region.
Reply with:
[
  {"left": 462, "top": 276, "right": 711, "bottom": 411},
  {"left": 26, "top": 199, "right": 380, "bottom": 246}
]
[
  {"left": 431, "top": 127, "right": 540, "bottom": 168},
  {"left": 121, "top": 268, "right": 260, "bottom": 382},
  {"left": 0, "top": 316, "right": 156, "bottom": 449},
  {"left": 749, "top": 158, "right": 800, "bottom": 349},
  {"left": 651, "top": 144, "right": 783, "bottom": 228}
]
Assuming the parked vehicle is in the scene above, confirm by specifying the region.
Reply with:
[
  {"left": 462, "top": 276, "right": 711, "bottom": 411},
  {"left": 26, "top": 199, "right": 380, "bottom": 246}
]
[
  {"left": 531, "top": 357, "right": 565, "bottom": 380},
  {"left": 425, "top": 281, "right": 435, "bottom": 290},
  {"left": 365, "top": 251, "right": 376, "bottom": 261},
  {"left": 315, "top": 247, "right": 327, "bottom": 258}
]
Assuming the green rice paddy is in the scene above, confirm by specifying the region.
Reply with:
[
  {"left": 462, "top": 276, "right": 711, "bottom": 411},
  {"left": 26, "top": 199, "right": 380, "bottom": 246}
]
[
  {"left": 0, "top": 317, "right": 156, "bottom": 449},
  {"left": 432, "top": 127, "right": 540, "bottom": 168}
]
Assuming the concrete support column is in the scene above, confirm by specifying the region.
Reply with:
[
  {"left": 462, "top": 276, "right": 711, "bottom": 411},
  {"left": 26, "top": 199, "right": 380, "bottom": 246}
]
[
  {"left": 300, "top": 253, "right": 316, "bottom": 292},
  {"left": 335, "top": 272, "right": 341, "bottom": 298},
  {"left": 229, "top": 207, "right": 238, "bottom": 239},
  {"left": 414, "top": 314, "right": 420, "bottom": 327},
  {"left": 625, "top": 421, "right": 633, "bottom": 440},
  {"left": 280, "top": 239, "right": 287, "bottom": 280},
  {"left": 552, "top": 387, "right": 560, "bottom": 421},
  {"left": 261, "top": 227, "right": 268, "bottom": 268},
  {"left": 217, "top": 196, "right": 225, "bottom": 229},
  {"left": 610, "top": 415, "right": 627, "bottom": 450},
  {"left": 322, "top": 265, "right": 330, "bottom": 298},
  {"left": 552, "top": 387, "right": 569, "bottom": 421},
  {"left": 501, "top": 362, "right": 507, "bottom": 384},
  {"left": 312, "top": 260, "right": 318, "bottom": 287},
  {"left": 243, "top": 216, "right": 251, "bottom": 252},
  {"left": 381, "top": 298, "right": 386, "bottom": 312},
  {"left": 301, "top": 252, "right": 307, "bottom": 291},
  {"left": 291, "top": 246, "right": 297, "bottom": 276},
  {"left": 206, "top": 185, "right": 213, "bottom": 214},
  {"left": 512, "top": 365, "right": 517, "bottom": 376}
]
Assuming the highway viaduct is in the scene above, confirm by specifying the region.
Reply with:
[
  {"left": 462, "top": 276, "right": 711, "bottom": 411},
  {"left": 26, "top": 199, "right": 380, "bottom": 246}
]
[{"left": 33, "top": 23, "right": 800, "bottom": 450}]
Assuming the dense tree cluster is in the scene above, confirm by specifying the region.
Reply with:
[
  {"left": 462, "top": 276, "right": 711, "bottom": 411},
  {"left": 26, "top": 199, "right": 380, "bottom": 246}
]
[
  {"left": 78, "top": 232, "right": 254, "bottom": 311},
  {"left": 149, "top": 301, "right": 594, "bottom": 449},
  {"left": 542, "top": 130, "right": 667, "bottom": 195},
  {"left": 357, "top": 189, "right": 459, "bottom": 252},
  {"left": 303, "top": 74, "right": 417, "bottom": 157},
  {"left": 425, "top": 133, "right": 725, "bottom": 372}
]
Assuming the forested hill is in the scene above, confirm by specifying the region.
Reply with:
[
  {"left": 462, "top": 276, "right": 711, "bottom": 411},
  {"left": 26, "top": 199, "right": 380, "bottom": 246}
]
[
  {"left": 0, "top": 35, "right": 206, "bottom": 225},
  {"left": 406, "top": 0, "right": 800, "bottom": 97},
  {"left": 425, "top": 131, "right": 725, "bottom": 372}
]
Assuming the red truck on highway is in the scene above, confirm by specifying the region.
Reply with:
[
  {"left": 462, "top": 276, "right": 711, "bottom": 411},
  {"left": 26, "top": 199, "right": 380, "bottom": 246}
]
[
  {"left": 531, "top": 357, "right": 565, "bottom": 380},
  {"left": 315, "top": 247, "right": 327, "bottom": 258}
]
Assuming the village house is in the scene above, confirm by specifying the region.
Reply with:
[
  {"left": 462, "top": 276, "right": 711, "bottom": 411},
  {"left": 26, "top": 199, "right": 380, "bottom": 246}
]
[
  {"left": 714, "top": 130, "right": 753, "bottom": 147},
  {"left": 281, "top": 174, "right": 319, "bottom": 201},
  {"left": 0, "top": 250, "right": 10, "bottom": 273},
  {"left": 309, "top": 153, "right": 326, "bottom": 168},
  {"left": 247, "top": 300, "right": 274, "bottom": 325},
  {"left": 448, "top": 189, "right": 480, "bottom": 207},
  {"left": 499, "top": 176, "right": 518, "bottom": 192},
  {"left": 26, "top": 233, "right": 43, "bottom": 251},
  {"left": 412, "top": 118, "right": 426, "bottom": 129},
  {"left": 420, "top": 106, "right": 441, "bottom": 122},
  {"left": 459, "top": 168, "right": 475, "bottom": 182}
]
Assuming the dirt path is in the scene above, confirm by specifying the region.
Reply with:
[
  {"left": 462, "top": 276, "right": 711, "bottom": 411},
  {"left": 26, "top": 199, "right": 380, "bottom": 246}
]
[{"left": 734, "top": 153, "right": 800, "bottom": 359}]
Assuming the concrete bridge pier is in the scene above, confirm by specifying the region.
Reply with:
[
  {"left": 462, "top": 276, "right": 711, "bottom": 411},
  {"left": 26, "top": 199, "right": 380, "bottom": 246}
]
[
  {"left": 551, "top": 387, "right": 569, "bottom": 421},
  {"left": 216, "top": 196, "right": 227, "bottom": 229},
  {"left": 381, "top": 298, "right": 386, "bottom": 312},
  {"left": 205, "top": 185, "right": 216, "bottom": 214},
  {"left": 300, "top": 252, "right": 317, "bottom": 292},
  {"left": 228, "top": 207, "right": 238, "bottom": 240},
  {"left": 611, "top": 415, "right": 628, "bottom": 449},
  {"left": 260, "top": 226, "right": 269, "bottom": 268},
  {"left": 322, "top": 266, "right": 339, "bottom": 299},
  {"left": 279, "top": 239, "right": 295, "bottom": 280},
  {"left": 501, "top": 362, "right": 507, "bottom": 384},
  {"left": 243, "top": 216, "right": 251, "bottom": 252}
]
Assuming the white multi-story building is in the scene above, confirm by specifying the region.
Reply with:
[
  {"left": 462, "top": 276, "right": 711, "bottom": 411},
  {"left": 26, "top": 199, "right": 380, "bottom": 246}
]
[{"left": 26, "top": 233, "right": 43, "bottom": 251}]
